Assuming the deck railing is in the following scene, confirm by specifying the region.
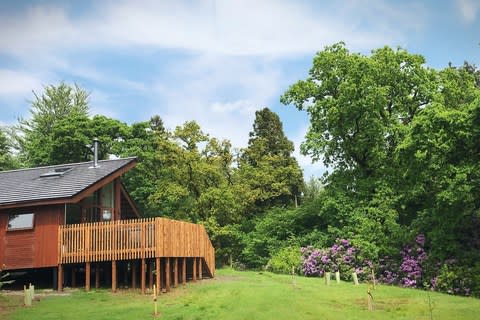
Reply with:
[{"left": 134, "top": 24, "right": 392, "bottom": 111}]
[{"left": 58, "top": 217, "right": 215, "bottom": 276}]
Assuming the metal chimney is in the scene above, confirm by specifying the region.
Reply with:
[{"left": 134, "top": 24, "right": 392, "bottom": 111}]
[{"left": 93, "top": 138, "right": 99, "bottom": 168}]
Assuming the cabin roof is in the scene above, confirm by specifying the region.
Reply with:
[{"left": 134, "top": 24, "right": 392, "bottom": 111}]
[{"left": 0, "top": 157, "right": 137, "bottom": 208}]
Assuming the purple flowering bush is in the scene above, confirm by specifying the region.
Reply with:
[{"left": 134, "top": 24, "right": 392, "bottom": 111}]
[
  {"left": 300, "top": 234, "right": 478, "bottom": 296},
  {"left": 301, "top": 239, "right": 370, "bottom": 281},
  {"left": 378, "top": 234, "right": 427, "bottom": 288}
]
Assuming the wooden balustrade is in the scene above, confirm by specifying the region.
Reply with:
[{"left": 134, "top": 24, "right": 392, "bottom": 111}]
[{"left": 58, "top": 217, "right": 215, "bottom": 277}]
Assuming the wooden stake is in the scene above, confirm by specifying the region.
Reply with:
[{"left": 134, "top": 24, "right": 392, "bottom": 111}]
[
  {"left": 335, "top": 271, "right": 340, "bottom": 284},
  {"left": 352, "top": 272, "right": 359, "bottom": 285},
  {"left": 153, "top": 284, "right": 159, "bottom": 316},
  {"left": 24, "top": 285, "right": 32, "bottom": 307},
  {"left": 85, "top": 262, "right": 91, "bottom": 291},
  {"left": 325, "top": 272, "right": 331, "bottom": 285},
  {"left": 371, "top": 268, "right": 376, "bottom": 289},
  {"left": 367, "top": 286, "right": 374, "bottom": 311}
]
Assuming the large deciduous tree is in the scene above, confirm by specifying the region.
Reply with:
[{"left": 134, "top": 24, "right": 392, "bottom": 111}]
[{"left": 281, "top": 42, "right": 480, "bottom": 265}]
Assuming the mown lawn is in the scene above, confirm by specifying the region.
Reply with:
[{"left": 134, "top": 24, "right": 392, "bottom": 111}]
[{"left": 1, "top": 268, "right": 480, "bottom": 319}]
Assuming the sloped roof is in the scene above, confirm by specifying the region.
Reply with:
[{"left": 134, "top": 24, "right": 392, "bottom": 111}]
[{"left": 0, "top": 157, "right": 136, "bottom": 207}]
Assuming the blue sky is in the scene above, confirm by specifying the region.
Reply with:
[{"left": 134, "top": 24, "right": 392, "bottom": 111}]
[{"left": 0, "top": 0, "right": 479, "bottom": 178}]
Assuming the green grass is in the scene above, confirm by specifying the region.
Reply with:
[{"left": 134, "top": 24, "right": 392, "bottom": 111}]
[{"left": 2, "top": 268, "right": 480, "bottom": 319}]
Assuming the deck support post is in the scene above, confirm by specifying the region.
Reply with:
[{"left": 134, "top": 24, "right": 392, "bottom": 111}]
[
  {"left": 182, "top": 257, "right": 187, "bottom": 286},
  {"left": 71, "top": 266, "right": 76, "bottom": 287},
  {"left": 112, "top": 260, "right": 117, "bottom": 293},
  {"left": 155, "top": 257, "right": 161, "bottom": 295},
  {"left": 132, "top": 261, "right": 137, "bottom": 289},
  {"left": 57, "top": 264, "right": 63, "bottom": 291},
  {"left": 141, "top": 258, "right": 146, "bottom": 294},
  {"left": 85, "top": 262, "right": 91, "bottom": 291},
  {"left": 52, "top": 267, "right": 58, "bottom": 291},
  {"left": 165, "top": 258, "right": 171, "bottom": 292},
  {"left": 198, "top": 258, "right": 202, "bottom": 280},
  {"left": 123, "top": 262, "right": 128, "bottom": 287},
  {"left": 192, "top": 258, "right": 197, "bottom": 282},
  {"left": 148, "top": 260, "right": 153, "bottom": 290},
  {"left": 95, "top": 264, "right": 100, "bottom": 289},
  {"left": 173, "top": 258, "right": 178, "bottom": 288}
]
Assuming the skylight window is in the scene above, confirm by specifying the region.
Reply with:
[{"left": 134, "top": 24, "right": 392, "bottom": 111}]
[{"left": 39, "top": 167, "right": 73, "bottom": 178}]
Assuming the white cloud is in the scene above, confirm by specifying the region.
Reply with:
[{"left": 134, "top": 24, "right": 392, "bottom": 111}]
[
  {"left": 0, "top": 69, "right": 43, "bottom": 97},
  {"left": 456, "top": 0, "right": 479, "bottom": 23},
  {"left": 0, "top": 0, "right": 426, "bottom": 58},
  {"left": 211, "top": 100, "right": 256, "bottom": 115}
]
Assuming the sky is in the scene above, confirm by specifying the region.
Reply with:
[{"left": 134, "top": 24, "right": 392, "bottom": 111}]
[{"left": 0, "top": 0, "right": 479, "bottom": 178}]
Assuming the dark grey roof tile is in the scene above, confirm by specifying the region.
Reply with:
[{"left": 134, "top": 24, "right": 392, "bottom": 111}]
[{"left": 0, "top": 157, "right": 136, "bottom": 206}]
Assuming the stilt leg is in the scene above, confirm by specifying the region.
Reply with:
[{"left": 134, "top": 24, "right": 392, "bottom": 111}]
[
  {"left": 112, "top": 261, "right": 117, "bottom": 293},
  {"left": 57, "top": 264, "right": 63, "bottom": 291},
  {"left": 173, "top": 258, "right": 178, "bottom": 287},
  {"left": 182, "top": 257, "right": 186, "bottom": 286},
  {"left": 95, "top": 264, "right": 100, "bottom": 289},
  {"left": 132, "top": 261, "right": 137, "bottom": 290},
  {"left": 141, "top": 258, "right": 146, "bottom": 294},
  {"left": 166, "top": 258, "right": 171, "bottom": 292},
  {"left": 85, "top": 262, "right": 91, "bottom": 291},
  {"left": 193, "top": 258, "right": 197, "bottom": 282},
  {"left": 156, "top": 257, "right": 161, "bottom": 295}
]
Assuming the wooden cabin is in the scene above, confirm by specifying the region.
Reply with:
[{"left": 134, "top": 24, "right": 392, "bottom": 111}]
[{"left": 0, "top": 154, "right": 215, "bottom": 294}]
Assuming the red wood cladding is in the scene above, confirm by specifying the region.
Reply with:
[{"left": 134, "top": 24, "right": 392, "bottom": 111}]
[{"left": 0, "top": 205, "right": 63, "bottom": 270}]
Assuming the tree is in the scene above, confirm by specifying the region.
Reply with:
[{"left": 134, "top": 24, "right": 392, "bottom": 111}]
[
  {"left": 0, "top": 127, "right": 17, "bottom": 171},
  {"left": 17, "top": 82, "right": 90, "bottom": 166},
  {"left": 238, "top": 108, "right": 304, "bottom": 211},
  {"left": 281, "top": 42, "right": 480, "bottom": 268}
]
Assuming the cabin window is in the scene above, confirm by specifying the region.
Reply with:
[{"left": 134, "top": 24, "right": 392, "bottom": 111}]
[{"left": 7, "top": 213, "right": 35, "bottom": 231}]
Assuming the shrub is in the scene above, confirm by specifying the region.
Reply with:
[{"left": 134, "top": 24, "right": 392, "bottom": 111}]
[
  {"left": 433, "top": 261, "right": 480, "bottom": 296},
  {"left": 301, "top": 239, "right": 371, "bottom": 281},
  {"left": 267, "top": 246, "right": 302, "bottom": 274}
]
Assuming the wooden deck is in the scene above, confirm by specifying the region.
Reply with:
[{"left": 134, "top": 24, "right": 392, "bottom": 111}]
[{"left": 58, "top": 217, "right": 215, "bottom": 293}]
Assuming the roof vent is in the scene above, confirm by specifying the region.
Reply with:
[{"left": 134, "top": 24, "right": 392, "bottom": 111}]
[{"left": 40, "top": 167, "right": 72, "bottom": 178}]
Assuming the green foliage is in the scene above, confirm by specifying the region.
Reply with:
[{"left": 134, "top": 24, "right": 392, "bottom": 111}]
[
  {"left": 281, "top": 43, "right": 480, "bottom": 281},
  {"left": 17, "top": 82, "right": 90, "bottom": 166},
  {"left": 0, "top": 127, "right": 18, "bottom": 171},
  {"left": 238, "top": 108, "right": 304, "bottom": 211},
  {"left": 267, "top": 246, "right": 302, "bottom": 274},
  {"left": 434, "top": 262, "right": 480, "bottom": 296}
]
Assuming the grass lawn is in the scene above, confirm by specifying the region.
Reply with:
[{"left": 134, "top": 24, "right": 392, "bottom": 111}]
[{"left": 1, "top": 268, "right": 480, "bottom": 319}]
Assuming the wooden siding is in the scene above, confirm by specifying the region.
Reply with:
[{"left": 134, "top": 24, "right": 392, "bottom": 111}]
[
  {"left": 59, "top": 217, "right": 215, "bottom": 277},
  {"left": 0, "top": 205, "right": 63, "bottom": 269}
]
